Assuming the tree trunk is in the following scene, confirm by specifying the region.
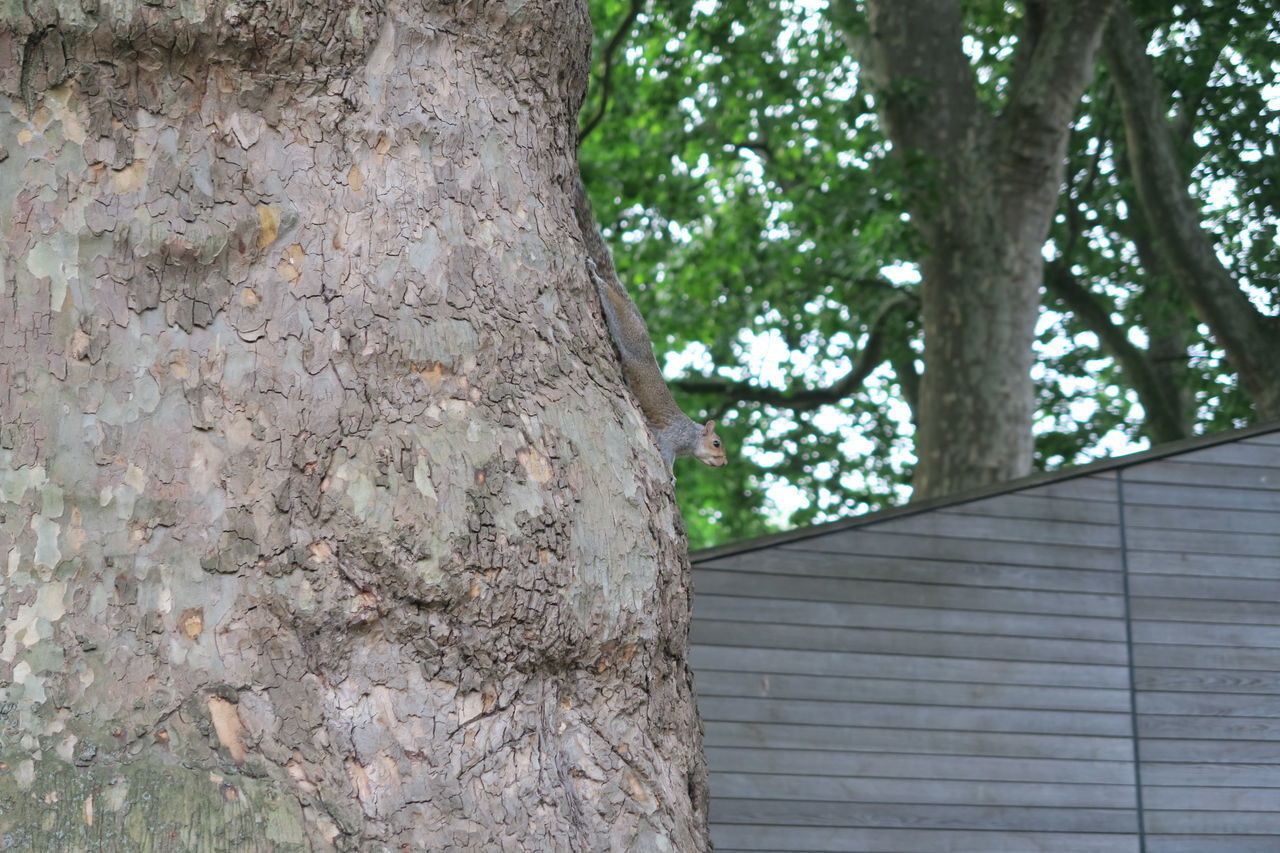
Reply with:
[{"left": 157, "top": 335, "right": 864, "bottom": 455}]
[
  {"left": 0, "top": 1, "right": 710, "bottom": 850},
  {"left": 1104, "top": 4, "right": 1280, "bottom": 421},
  {"left": 858, "top": 0, "right": 1115, "bottom": 499}
]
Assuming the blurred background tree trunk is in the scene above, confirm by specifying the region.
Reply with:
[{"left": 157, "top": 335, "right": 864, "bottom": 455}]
[{"left": 0, "top": 0, "right": 710, "bottom": 849}]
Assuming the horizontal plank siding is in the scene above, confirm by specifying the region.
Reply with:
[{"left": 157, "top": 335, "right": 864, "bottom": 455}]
[
  {"left": 692, "top": 426, "right": 1280, "bottom": 851},
  {"left": 709, "top": 825, "right": 1140, "bottom": 853},
  {"left": 1125, "top": 438, "right": 1280, "bottom": 849}
]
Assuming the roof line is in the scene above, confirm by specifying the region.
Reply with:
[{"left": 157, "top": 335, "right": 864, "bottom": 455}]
[{"left": 691, "top": 420, "right": 1280, "bottom": 564}]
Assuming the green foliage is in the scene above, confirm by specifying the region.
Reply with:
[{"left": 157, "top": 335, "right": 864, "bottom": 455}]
[{"left": 579, "top": 0, "right": 1279, "bottom": 548}]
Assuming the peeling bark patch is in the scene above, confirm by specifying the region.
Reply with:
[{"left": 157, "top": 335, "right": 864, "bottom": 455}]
[{"left": 207, "top": 697, "right": 247, "bottom": 763}]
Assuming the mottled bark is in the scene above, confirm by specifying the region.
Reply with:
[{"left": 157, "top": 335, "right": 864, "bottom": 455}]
[
  {"left": 1104, "top": 4, "right": 1280, "bottom": 420},
  {"left": 0, "top": 1, "right": 709, "bottom": 850},
  {"left": 851, "top": 0, "right": 1115, "bottom": 499}
]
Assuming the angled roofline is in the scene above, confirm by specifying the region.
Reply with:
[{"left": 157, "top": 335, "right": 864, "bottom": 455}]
[{"left": 691, "top": 419, "right": 1280, "bottom": 564}]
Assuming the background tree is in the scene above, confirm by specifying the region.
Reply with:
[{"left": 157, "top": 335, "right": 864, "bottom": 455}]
[
  {"left": 579, "top": 0, "right": 1280, "bottom": 547},
  {"left": 0, "top": 1, "right": 709, "bottom": 849}
]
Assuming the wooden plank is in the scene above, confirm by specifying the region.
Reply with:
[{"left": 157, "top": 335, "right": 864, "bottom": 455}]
[
  {"left": 1145, "top": 810, "right": 1280, "bottom": 834},
  {"left": 1133, "top": 644, "right": 1280, "bottom": 671},
  {"left": 1128, "top": 574, "right": 1280, "bottom": 602},
  {"left": 1141, "top": 785, "right": 1280, "bottom": 811},
  {"left": 705, "top": 746, "right": 1136, "bottom": 785},
  {"left": 788, "top": 528, "right": 1122, "bottom": 572},
  {"left": 1243, "top": 433, "right": 1280, "bottom": 447},
  {"left": 708, "top": 772, "right": 1136, "bottom": 809},
  {"left": 1138, "top": 714, "right": 1280, "bottom": 740},
  {"left": 1135, "top": 667, "right": 1280, "bottom": 695},
  {"left": 1140, "top": 739, "right": 1280, "bottom": 762},
  {"left": 1147, "top": 838, "right": 1280, "bottom": 853},
  {"left": 690, "top": 645, "right": 1131, "bottom": 689},
  {"left": 1141, "top": 762, "right": 1280, "bottom": 788},
  {"left": 1131, "top": 621, "right": 1280, "bottom": 649},
  {"left": 1127, "top": 550, "right": 1280, "bottom": 579},
  {"left": 1125, "top": 503, "right": 1280, "bottom": 536},
  {"left": 698, "top": 696, "right": 1132, "bottom": 737},
  {"left": 703, "top": 721, "right": 1134, "bottom": 761},
  {"left": 1136, "top": 690, "right": 1280, "bottom": 717},
  {"left": 1162, "top": 440, "right": 1280, "bottom": 467},
  {"left": 698, "top": 550, "right": 1124, "bottom": 593},
  {"left": 1125, "top": 527, "right": 1280, "bottom": 558},
  {"left": 1129, "top": 596, "right": 1280, "bottom": 626},
  {"left": 710, "top": 825, "right": 1140, "bottom": 853},
  {"left": 710, "top": 798, "right": 1138, "bottom": 833},
  {"left": 931, "top": 493, "right": 1119, "bottom": 525},
  {"left": 1121, "top": 481, "right": 1280, "bottom": 513},
  {"left": 692, "top": 620, "right": 1129, "bottom": 666},
  {"left": 1122, "top": 459, "right": 1280, "bottom": 490},
  {"left": 694, "top": 571, "right": 1127, "bottom": 618},
  {"left": 696, "top": 670, "right": 1134, "bottom": 712},
  {"left": 871, "top": 511, "right": 1122, "bottom": 548},
  {"left": 696, "top": 594, "right": 1128, "bottom": 642}
]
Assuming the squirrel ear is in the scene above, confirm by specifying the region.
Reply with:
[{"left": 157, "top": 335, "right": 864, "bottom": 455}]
[{"left": 704, "top": 420, "right": 716, "bottom": 434}]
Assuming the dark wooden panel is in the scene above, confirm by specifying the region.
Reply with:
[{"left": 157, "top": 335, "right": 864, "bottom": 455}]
[
  {"left": 1137, "top": 690, "right": 1280, "bottom": 717},
  {"left": 1125, "top": 527, "right": 1280, "bottom": 558},
  {"left": 704, "top": 721, "right": 1134, "bottom": 761},
  {"left": 872, "top": 511, "right": 1121, "bottom": 549},
  {"left": 1147, "top": 838, "right": 1280, "bottom": 853},
  {"left": 696, "top": 594, "right": 1128, "bottom": 641},
  {"left": 696, "top": 670, "right": 1133, "bottom": 712},
  {"left": 705, "top": 747, "right": 1136, "bottom": 785},
  {"left": 1127, "top": 550, "right": 1280, "bottom": 579},
  {"left": 698, "top": 696, "right": 1131, "bottom": 737},
  {"left": 1125, "top": 503, "right": 1280, "bottom": 536},
  {"left": 691, "top": 645, "right": 1131, "bottom": 689},
  {"left": 709, "top": 772, "right": 1135, "bottom": 809},
  {"left": 694, "top": 570, "right": 1127, "bottom": 617},
  {"left": 699, "top": 549, "right": 1123, "bottom": 593},
  {"left": 1135, "top": 667, "right": 1280, "bottom": 695},
  {"left": 1121, "top": 481, "right": 1280, "bottom": 513},
  {"left": 692, "top": 620, "right": 1128, "bottom": 665},
  {"left": 710, "top": 797, "right": 1138, "bottom": 833},
  {"left": 1145, "top": 810, "right": 1280, "bottom": 834},
  {"left": 1122, "top": 459, "right": 1280, "bottom": 490},
  {"left": 710, "top": 825, "right": 1140, "bottom": 853},
  {"left": 789, "top": 528, "right": 1121, "bottom": 571},
  {"left": 1141, "top": 762, "right": 1280, "bottom": 788}
]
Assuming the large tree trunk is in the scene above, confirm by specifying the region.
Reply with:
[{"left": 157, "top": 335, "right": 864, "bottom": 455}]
[
  {"left": 0, "top": 1, "right": 710, "bottom": 850},
  {"left": 855, "top": 0, "right": 1114, "bottom": 499}
]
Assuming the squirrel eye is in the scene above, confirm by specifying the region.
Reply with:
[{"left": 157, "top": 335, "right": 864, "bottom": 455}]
[{"left": 712, "top": 440, "right": 721, "bottom": 448}]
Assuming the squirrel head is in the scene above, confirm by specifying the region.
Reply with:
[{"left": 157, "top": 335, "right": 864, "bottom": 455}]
[{"left": 694, "top": 420, "right": 728, "bottom": 467}]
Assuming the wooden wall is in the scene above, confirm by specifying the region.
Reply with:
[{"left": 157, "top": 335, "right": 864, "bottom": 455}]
[{"left": 691, "top": 427, "right": 1279, "bottom": 853}]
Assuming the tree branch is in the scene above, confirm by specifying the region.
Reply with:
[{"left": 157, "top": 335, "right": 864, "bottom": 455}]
[
  {"left": 1104, "top": 2, "right": 1280, "bottom": 418},
  {"left": 1042, "top": 261, "right": 1186, "bottom": 443},
  {"left": 579, "top": 0, "right": 643, "bottom": 143},
  {"left": 672, "top": 293, "right": 918, "bottom": 411},
  {"left": 860, "top": 0, "right": 988, "bottom": 168},
  {"left": 998, "top": 0, "right": 1116, "bottom": 219}
]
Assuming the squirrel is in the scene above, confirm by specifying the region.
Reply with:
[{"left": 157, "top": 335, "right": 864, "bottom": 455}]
[{"left": 573, "top": 177, "right": 728, "bottom": 471}]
